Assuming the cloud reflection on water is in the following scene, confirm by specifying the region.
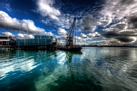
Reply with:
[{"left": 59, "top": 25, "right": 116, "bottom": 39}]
[{"left": 0, "top": 48, "right": 137, "bottom": 91}]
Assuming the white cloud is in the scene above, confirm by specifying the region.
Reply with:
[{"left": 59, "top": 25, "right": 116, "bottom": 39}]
[
  {"left": 80, "top": 33, "right": 87, "bottom": 38},
  {"left": 2, "top": 32, "right": 14, "bottom": 37},
  {"left": 37, "top": 0, "right": 73, "bottom": 30},
  {"left": 0, "top": 11, "right": 45, "bottom": 34},
  {"left": 25, "top": 34, "right": 34, "bottom": 39},
  {"left": 87, "top": 32, "right": 101, "bottom": 38},
  {"left": 17, "top": 32, "right": 53, "bottom": 39},
  {"left": 16, "top": 33, "right": 34, "bottom": 39},
  {"left": 74, "top": 36, "right": 86, "bottom": 45},
  {"left": 57, "top": 28, "right": 67, "bottom": 36},
  {"left": 17, "top": 33, "right": 25, "bottom": 39},
  {"left": 55, "top": 35, "right": 67, "bottom": 45},
  {"left": 37, "top": 0, "right": 61, "bottom": 20},
  {"left": 44, "top": 31, "right": 54, "bottom": 36},
  {"left": 21, "top": 19, "right": 45, "bottom": 34}
]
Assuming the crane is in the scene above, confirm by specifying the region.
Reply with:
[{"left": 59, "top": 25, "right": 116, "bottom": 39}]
[{"left": 66, "top": 18, "right": 76, "bottom": 48}]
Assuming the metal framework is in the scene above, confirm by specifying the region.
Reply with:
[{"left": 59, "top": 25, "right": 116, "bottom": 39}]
[{"left": 66, "top": 18, "right": 76, "bottom": 47}]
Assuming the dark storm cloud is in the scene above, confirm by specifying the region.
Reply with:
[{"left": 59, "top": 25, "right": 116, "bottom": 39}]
[
  {"left": 102, "top": 31, "right": 137, "bottom": 43},
  {"left": 80, "top": 14, "right": 97, "bottom": 32},
  {"left": 103, "top": 31, "right": 137, "bottom": 37},
  {"left": 119, "top": 31, "right": 137, "bottom": 36},
  {"left": 116, "top": 37, "right": 135, "bottom": 42},
  {"left": 128, "top": 15, "right": 137, "bottom": 28},
  {"left": 111, "top": 23, "right": 127, "bottom": 30},
  {"left": 102, "top": 31, "right": 119, "bottom": 38},
  {"left": 120, "top": 0, "right": 135, "bottom": 5}
]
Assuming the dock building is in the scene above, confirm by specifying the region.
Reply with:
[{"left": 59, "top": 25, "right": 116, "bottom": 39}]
[{"left": 16, "top": 35, "right": 53, "bottom": 47}]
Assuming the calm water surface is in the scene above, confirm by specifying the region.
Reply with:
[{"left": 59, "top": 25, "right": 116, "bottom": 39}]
[{"left": 0, "top": 47, "right": 137, "bottom": 91}]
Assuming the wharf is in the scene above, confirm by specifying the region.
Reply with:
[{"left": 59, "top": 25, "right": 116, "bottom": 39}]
[
  {"left": 57, "top": 46, "right": 82, "bottom": 51},
  {"left": 0, "top": 45, "right": 82, "bottom": 51}
]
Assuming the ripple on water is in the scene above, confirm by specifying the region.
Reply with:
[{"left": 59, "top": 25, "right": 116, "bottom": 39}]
[{"left": 0, "top": 48, "right": 137, "bottom": 91}]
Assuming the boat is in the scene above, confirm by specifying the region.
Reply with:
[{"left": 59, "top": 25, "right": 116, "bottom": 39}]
[{"left": 58, "top": 47, "right": 82, "bottom": 51}]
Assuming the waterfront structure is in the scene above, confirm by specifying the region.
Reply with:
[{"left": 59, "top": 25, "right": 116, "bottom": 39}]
[
  {"left": 0, "top": 36, "right": 11, "bottom": 45},
  {"left": 59, "top": 18, "right": 82, "bottom": 51},
  {"left": 16, "top": 35, "right": 53, "bottom": 47}
]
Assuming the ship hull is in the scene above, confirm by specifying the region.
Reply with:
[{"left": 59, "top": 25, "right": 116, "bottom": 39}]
[{"left": 58, "top": 47, "right": 82, "bottom": 52}]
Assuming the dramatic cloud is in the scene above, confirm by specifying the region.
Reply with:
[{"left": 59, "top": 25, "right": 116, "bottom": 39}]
[
  {"left": 17, "top": 33, "right": 25, "bottom": 39},
  {"left": 37, "top": 0, "right": 78, "bottom": 30},
  {"left": 81, "top": 14, "right": 97, "bottom": 32},
  {"left": 21, "top": 20, "right": 45, "bottom": 34},
  {"left": 97, "top": 39, "right": 122, "bottom": 46},
  {"left": 44, "top": 32, "right": 54, "bottom": 36},
  {"left": 57, "top": 28, "right": 67, "bottom": 36},
  {"left": 80, "top": 33, "right": 87, "bottom": 38},
  {"left": 0, "top": 11, "right": 45, "bottom": 34},
  {"left": 16, "top": 33, "right": 34, "bottom": 39},
  {"left": 111, "top": 22, "right": 127, "bottom": 31},
  {"left": 41, "top": 13, "right": 75, "bottom": 30},
  {"left": 101, "top": 11, "right": 136, "bottom": 44},
  {"left": 37, "top": 0, "right": 61, "bottom": 20},
  {"left": 128, "top": 15, "right": 137, "bottom": 29},
  {"left": 99, "top": 0, "right": 137, "bottom": 26},
  {"left": 55, "top": 15, "right": 74, "bottom": 29},
  {"left": 1, "top": 32, "right": 15, "bottom": 37},
  {"left": 98, "top": 0, "right": 137, "bottom": 47},
  {"left": 102, "top": 30, "right": 137, "bottom": 43},
  {"left": 74, "top": 36, "right": 87, "bottom": 45},
  {"left": 103, "top": 31, "right": 119, "bottom": 38},
  {"left": 87, "top": 32, "right": 101, "bottom": 38},
  {"left": 25, "top": 34, "right": 34, "bottom": 39},
  {"left": 116, "top": 37, "right": 136, "bottom": 43},
  {"left": 16, "top": 31, "right": 53, "bottom": 39},
  {"left": 99, "top": 15, "right": 112, "bottom": 27}
]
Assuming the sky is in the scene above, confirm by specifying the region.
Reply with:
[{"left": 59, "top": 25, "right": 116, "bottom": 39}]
[{"left": 0, "top": 0, "right": 137, "bottom": 46}]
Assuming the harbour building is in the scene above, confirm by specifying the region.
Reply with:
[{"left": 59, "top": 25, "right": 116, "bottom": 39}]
[
  {"left": 0, "top": 36, "right": 11, "bottom": 45},
  {"left": 16, "top": 35, "right": 53, "bottom": 48}
]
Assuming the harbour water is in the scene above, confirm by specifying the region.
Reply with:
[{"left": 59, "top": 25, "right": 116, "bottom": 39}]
[{"left": 0, "top": 47, "right": 137, "bottom": 91}]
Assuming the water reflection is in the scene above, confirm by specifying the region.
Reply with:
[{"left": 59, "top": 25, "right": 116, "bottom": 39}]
[
  {"left": 0, "top": 47, "right": 137, "bottom": 91},
  {"left": 81, "top": 47, "right": 137, "bottom": 91}
]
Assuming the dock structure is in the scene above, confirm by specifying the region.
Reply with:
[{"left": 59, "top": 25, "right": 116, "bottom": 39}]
[
  {"left": 0, "top": 35, "right": 11, "bottom": 45},
  {"left": 0, "top": 36, "right": 14, "bottom": 50},
  {"left": 15, "top": 35, "right": 53, "bottom": 50}
]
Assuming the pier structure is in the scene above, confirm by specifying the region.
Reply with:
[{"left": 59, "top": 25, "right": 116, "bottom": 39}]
[
  {"left": 0, "top": 36, "right": 14, "bottom": 50},
  {"left": 16, "top": 35, "right": 53, "bottom": 50}
]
